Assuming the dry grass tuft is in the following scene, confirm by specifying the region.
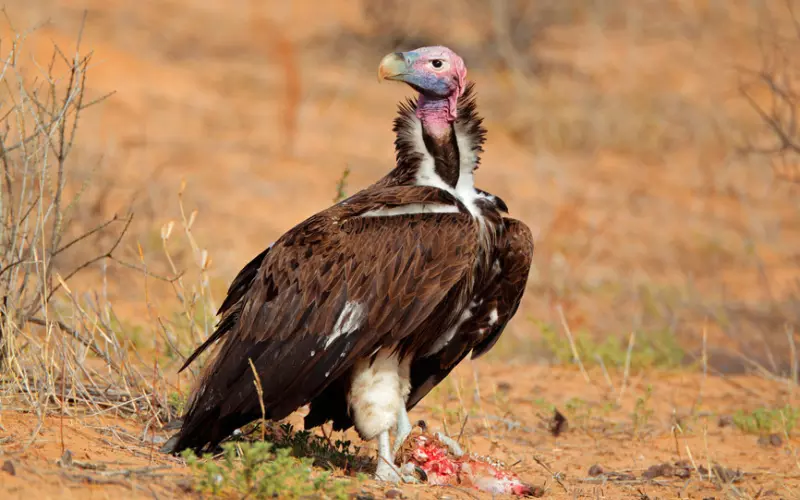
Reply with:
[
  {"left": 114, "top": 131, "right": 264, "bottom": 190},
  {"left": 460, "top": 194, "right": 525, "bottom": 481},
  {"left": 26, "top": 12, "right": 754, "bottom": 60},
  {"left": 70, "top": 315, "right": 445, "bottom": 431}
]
[
  {"left": 0, "top": 17, "right": 156, "bottom": 437},
  {"left": 0, "top": 17, "right": 213, "bottom": 451}
]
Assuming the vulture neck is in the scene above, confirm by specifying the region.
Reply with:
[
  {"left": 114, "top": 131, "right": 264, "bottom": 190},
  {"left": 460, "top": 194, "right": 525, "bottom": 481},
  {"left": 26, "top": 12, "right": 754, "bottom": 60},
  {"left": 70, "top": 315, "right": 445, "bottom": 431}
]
[{"left": 417, "top": 95, "right": 461, "bottom": 189}]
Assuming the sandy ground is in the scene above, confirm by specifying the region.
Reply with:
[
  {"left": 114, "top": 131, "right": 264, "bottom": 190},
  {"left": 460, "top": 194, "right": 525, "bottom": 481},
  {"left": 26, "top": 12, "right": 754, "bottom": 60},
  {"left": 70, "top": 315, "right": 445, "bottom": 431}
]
[
  {"left": 2, "top": 364, "right": 799, "bottom": 499},
  {"left": 1, "top": 0, "right": 799, "bottom": 498}
]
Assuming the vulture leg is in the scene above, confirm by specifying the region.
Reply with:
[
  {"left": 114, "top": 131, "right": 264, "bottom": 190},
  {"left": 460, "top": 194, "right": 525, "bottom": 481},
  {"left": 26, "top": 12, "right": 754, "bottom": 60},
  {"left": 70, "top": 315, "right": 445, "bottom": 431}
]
[
  {"left": 393, "top": 406, "right": 413, "bottom": 455},
  {"left": 349, "top": 350, "right": 418, "bottom": 482},
  {"left": 375, "top": 430, "right": 419, "bottom": 483},
  {"left": 374, "top": 431, "right": 401, "bottom": 482}
]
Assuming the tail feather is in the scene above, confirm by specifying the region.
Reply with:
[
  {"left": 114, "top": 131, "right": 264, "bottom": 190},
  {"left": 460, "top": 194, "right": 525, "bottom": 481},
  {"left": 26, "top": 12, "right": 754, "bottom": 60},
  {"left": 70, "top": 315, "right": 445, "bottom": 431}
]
[
  {"left": 163, "top": 249, "right": 272, "bottom": 455},
  {"left": 159, "top": 434, "right": 181, "bottom": 454},
  {"left": 160, "top": 405, "right": 260, "bottom": 455}
]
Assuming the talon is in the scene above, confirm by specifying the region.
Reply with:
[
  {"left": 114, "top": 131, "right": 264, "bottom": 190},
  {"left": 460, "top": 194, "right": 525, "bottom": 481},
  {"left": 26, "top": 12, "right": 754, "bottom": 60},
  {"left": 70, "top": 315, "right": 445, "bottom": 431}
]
[
  {"left": 414, "top": 465, "right": 428, "bottom": 482},
  {"left": 400, "top": 462, "right": 416, "bottom": 476},
  {"left": 398, "top": 462, "right": 427, "bottom": 483},
  {"left": 374, "top": 461, "right": 403, "bottom": 483}
]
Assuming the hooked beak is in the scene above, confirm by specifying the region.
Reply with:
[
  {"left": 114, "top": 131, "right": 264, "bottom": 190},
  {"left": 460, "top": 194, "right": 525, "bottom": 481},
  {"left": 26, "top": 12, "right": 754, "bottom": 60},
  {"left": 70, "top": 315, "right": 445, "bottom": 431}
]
[{"left": 378, "top": 52, "right": 409, "bottom": 82}]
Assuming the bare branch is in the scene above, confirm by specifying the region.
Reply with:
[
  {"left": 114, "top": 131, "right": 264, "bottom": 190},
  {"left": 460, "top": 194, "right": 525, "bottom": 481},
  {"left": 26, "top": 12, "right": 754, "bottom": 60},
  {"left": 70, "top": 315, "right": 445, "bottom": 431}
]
[
  {"left": 738, "top": 2, "right": 800, "bottom": 184},
  {"left": 26, "top": 316, "right": 120, "bottom": 373},
  {"left": 47, "top": 214, "right": 134, "bottom": 299}
]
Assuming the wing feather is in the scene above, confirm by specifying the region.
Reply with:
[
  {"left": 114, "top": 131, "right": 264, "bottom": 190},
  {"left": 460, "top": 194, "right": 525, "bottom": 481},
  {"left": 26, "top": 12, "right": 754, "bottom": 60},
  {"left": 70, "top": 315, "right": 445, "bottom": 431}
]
[
  {"left": 406, "top": 217, "right": 534, "bottom": 410},
  {"left": 169, "top": 189, "right": 479, "bottom": 452},
  {"left": 470, "top": 218, "right": 534, "bottom": 358}
]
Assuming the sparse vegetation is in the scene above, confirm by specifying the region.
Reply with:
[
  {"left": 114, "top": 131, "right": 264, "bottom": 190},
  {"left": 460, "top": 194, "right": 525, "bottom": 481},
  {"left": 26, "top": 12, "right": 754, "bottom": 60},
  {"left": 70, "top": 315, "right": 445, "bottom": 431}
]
[
  {"left": 538, "top": 320, "right": 686, "bottom": 371},
  {"left": 632, "top": 385, "right": 654, "bottom": 438},
  {"left": 732, "top": 405, "right": 799, "bottom": 437},
  {"left": 333, "top": 166, "right": 352, "bottom": 203},
  {"left": 0, "top": 17, "right": 173, "bottom": 427},
  {"left": 182, "top": 441, "right": 354, "bottom": 499},
  {"left": 256, "top": 422, "right": 369, "bottom": 473}
]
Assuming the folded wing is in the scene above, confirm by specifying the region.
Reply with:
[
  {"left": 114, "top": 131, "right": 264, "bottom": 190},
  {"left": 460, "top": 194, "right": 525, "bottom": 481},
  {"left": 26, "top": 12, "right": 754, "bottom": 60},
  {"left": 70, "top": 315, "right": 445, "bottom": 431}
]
[
  {"left": 168, "top": 188, "right": 480, "bottom": 453},
  {"left": 406, "top": 217, "right": 534, "bottom": 410}
]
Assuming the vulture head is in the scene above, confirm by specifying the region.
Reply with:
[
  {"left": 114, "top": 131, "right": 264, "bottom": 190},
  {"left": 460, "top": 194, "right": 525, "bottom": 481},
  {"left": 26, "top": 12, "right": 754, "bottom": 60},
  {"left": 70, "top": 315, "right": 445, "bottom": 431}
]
[{"left": 378, "top": 46, "right": 467, "bottom": 124}]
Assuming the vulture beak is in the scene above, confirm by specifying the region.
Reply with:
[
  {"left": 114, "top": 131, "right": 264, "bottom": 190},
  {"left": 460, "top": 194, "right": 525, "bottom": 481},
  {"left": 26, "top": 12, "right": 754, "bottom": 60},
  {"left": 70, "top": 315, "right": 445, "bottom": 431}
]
[{"left": 378, "top": 52, "right": 409, "bottom": 82}]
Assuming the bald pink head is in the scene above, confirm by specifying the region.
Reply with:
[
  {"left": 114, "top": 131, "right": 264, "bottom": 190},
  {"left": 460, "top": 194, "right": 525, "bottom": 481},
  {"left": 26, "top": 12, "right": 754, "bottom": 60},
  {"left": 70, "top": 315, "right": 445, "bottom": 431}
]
[{"left": 378, "top": 46, "right": 467, "bottom": 126}]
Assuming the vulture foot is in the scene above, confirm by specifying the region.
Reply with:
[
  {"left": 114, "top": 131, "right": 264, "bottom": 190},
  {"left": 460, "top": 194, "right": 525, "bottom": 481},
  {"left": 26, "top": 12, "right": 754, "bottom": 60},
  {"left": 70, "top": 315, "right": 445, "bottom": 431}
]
[
  {"left": 375, "top": 429, "right": 420, "bottom": 483},
  {"left": 375, "top": 459, "right": 418, "bottom": 483}
]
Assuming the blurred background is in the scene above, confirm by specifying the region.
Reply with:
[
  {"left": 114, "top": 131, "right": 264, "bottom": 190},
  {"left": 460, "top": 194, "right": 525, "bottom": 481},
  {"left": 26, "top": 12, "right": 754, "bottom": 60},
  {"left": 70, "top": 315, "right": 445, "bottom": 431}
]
[{"left": 5, "top": 0, "right": 799, "bottom": 375}]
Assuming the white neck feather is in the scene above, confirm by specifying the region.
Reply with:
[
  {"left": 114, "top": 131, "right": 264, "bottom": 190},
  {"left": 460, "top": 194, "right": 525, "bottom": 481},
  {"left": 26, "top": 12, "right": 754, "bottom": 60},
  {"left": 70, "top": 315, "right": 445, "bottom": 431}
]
[{"left": 409, "top": 116, "right": 481, "bottom": 217}]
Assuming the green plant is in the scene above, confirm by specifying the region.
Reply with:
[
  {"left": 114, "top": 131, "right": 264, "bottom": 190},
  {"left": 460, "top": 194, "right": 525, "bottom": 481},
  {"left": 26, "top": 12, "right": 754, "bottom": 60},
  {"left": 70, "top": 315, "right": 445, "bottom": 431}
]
[
  {"left": 168, "top": 391, "right": 187, "bottom": 417},
  {"left": 632, "top": 385, "right": 654, "bottom": 438},
  {"left": 732, "top": 406, "right": 799, "bottom": 436},
  {"left": 261, "top": 422, "right": 369, "bottom": 473},
  {"left": 538, "top": 320, "right": 686, "bottom": 371},
  {"left": 182, "top": 441, "right": 354, "bottom": 499},
  {"left": 333, "top": 166, "right": 351, "bottom": 203},
  {"left": 532, "top": 397, "right": 556, "bottom": 413},
  {"left": 556, "top": 397, "right": 618, "bottom": 431},
  {"left": 563, "top": 397, "right": 592, "bottom": 429}
]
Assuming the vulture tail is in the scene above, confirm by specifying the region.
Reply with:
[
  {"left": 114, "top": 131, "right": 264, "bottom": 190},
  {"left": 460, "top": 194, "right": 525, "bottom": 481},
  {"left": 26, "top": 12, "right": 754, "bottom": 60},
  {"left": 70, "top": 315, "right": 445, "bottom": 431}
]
[{"left": 163, "top": 248, "right": 271, "bottom": 454}]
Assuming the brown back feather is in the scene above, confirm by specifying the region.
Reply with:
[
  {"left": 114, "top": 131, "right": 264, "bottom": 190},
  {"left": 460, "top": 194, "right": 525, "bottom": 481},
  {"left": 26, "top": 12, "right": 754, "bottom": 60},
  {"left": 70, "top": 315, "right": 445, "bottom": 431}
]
[{"left": 170, "top": 185, "right": 480, "bottom": 453}]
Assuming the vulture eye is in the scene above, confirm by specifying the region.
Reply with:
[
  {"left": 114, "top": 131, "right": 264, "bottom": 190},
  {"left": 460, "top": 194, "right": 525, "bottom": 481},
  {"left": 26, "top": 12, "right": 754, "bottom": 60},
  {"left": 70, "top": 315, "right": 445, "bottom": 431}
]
[{"left": 429, "top": 59, "right": 446, "bottom": 70}]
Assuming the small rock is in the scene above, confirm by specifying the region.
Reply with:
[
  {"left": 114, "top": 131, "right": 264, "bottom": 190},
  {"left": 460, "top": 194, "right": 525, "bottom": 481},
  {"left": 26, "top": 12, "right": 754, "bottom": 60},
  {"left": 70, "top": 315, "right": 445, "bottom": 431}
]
[
  {"left": 588, "top": 464, "right": 605, "bottom": 477},
  {"left": 141, "top": 432, "right": 167, "bottom": 445},
  {"left": 353, "top": 493, "right": 375, "bottom": 500},
  {"left": 497, "top": 381, "right": 512, "bottom": 392},
  {"left": 717, "top": 415, "right": 734, "bottom": 428},
  {"left": 1, "top": 460, "right": 15, "bottom": 476},
  {"left": 674, "top": 465, "right": 691, "bottom": 479},
  {"left": 673, "top": 459, "right": 694, "bottom": 478},
  {"left": 711, "top": 464, "right": 741, "bottom": 483},
  {"left": 757, "top": 433, "right": 783, "bottom": 447},
  {"left": 642, "top": 463, "right": 673, "bottom": 479},
  {"left": 642, "top": 465, "right": 661, "bottom": 479},
  {"left": 385, "top": 489, "right": 403, "bottom": 499}
]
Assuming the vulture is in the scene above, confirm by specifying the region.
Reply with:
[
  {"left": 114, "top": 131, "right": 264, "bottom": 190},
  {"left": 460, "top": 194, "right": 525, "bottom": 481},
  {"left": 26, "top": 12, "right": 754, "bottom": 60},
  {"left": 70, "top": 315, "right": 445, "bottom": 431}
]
[{"left": 161, "top": 46, "right": 534, "bottom": 483}]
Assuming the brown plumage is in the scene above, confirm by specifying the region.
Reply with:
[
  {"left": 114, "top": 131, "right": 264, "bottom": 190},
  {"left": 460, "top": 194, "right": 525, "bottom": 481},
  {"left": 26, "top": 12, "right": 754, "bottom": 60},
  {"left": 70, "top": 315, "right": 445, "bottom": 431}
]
[
  {"left": 162, "top": 47, "right": 534, "bottom": 483},
  {"left": 170, "top": 187, "right": 481, "bottom": 451}
]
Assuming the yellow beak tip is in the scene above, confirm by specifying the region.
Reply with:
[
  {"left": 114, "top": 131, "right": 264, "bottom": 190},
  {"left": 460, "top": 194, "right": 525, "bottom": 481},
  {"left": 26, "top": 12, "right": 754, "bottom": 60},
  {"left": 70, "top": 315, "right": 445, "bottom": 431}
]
[{"left": 377, "top": 52, "right": 406, "bottom": 83}]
